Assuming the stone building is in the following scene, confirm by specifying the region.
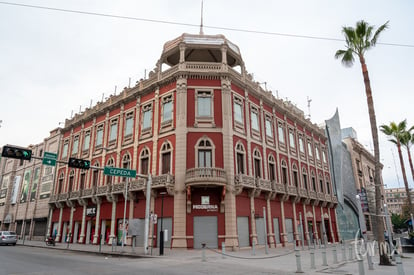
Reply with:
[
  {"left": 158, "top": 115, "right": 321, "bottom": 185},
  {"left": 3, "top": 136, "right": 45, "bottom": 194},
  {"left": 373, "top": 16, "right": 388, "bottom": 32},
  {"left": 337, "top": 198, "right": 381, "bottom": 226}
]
[
  {"left": 48, "top": 32, "right": 338, "bottom": 250},
  {"left": 0, "top": 128, "right": 61, "bottom": 240},
  {"left": 385, "top": 187, "right": 414, "bottom": 215}
]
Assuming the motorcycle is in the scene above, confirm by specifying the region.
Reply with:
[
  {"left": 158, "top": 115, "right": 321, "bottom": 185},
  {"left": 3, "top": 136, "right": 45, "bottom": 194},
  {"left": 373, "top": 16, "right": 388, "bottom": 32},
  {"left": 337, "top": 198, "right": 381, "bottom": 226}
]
[{"left": 45, "top": 236, "right": 56, "bottom": 246}]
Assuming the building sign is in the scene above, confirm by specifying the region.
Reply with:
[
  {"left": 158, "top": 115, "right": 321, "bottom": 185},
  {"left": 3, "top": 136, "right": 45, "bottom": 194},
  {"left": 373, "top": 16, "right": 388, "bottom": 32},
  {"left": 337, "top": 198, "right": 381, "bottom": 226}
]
[
  {"left": 192, "top": 204, "right": 218, "bottom": 211},
  {"left": 86, "top": 206, "right": 97, "bottom": 217},
  {"left": 40, "top": 166, "right": 54, "bottom": 199},
  {"left": 0, "top": 175, "right": 10, "bottom": 206},
  {"left": 30, "top": 167, "right": 40, "bottom": 201},
  {"left": 11, "top": 175, "right": 21, "bottom": 204},
  {"left": 20, "top": 170, "right": 31, "bottom": 203}
]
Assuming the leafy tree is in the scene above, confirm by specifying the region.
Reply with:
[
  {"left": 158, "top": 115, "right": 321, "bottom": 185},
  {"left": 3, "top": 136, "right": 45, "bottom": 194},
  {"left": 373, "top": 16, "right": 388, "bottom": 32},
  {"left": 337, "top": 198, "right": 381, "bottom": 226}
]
[
  {"left": 335, "top": 20, "right": 391, "bottom": 265},
  {"left": 380, "top": 120, "right": 413, "bottom": 213},
  {"left": 391, "top": 213, "right": 407, "bottom": 231},
  {"left": 400, "top": 126, "right": 414, "bottom": 183}
]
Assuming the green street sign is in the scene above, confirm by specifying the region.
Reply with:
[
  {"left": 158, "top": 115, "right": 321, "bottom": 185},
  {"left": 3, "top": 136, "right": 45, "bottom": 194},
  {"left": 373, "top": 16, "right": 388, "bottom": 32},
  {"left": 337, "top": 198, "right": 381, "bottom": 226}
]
[
  {"left": 104, "top": 166, "right": 136, "bottom": 178},
  {"left": 42, "top": 151, "right": 57, "bottom": 166}
]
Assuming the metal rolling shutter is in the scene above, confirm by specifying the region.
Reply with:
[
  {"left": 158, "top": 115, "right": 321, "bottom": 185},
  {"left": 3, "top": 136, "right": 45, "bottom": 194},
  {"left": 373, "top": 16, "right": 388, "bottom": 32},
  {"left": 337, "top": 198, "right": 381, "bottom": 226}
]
[
  {"left": 255, "top": 218, "right": 265, "bottom": 245},
  {"left": 285, "top": 218, "right": 294, "bottom": 243},
  {"left": 193, "top": 216, "right": 217, "bottom": 249},
  {"left": 237, "top": 217, "right": 250, "bottom": 247},
  {"left": 33, "top": 220, "right": 47, "bottom": 236},
  {"left": 157, "top": 217, "right": 172, "bottom": 249},
  {"left": 273, "top": 218, "right": 281, "bottom": 244}
]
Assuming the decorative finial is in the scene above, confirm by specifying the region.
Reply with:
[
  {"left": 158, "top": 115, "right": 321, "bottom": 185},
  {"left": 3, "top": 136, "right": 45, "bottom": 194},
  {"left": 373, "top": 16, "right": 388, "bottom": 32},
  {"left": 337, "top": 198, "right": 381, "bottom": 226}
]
[{"left": 200, "top": 0, "right": 204, "bottom": 35}]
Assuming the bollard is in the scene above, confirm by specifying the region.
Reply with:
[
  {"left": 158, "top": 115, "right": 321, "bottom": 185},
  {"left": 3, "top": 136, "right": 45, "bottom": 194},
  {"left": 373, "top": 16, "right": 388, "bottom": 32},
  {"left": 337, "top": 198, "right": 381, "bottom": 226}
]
[
  {"left": 333, "top": 245, "right": 338, "bottom": 264},
  {"left": 322, "top": 247, "right": 328, "bottom": 266},
  {"left": 395, "top": 254, "right": 405, "bottom": 275},
  {"left": 357, "top": 253, "right": 365, "bottom": 275},
  {"left": 366, "top": 245, "right": 374, "bottom": 270},
  {"left": 349, "top": 245, "right": 353, "bottom": 260},
  {"left": 222, "top": 242, "right": 225, "bottom": 259},
  {"left": 310, "top": 248, "right": 316, "bottom": 269},
  {"left": 201, "top": 243, "right": 206, "bottom": 262},
  {"left": 342, "top": 243, "right": 347, "bottom": 262},
  {"left": 295, "top": 248, "right": 303, "bottom": 273}
]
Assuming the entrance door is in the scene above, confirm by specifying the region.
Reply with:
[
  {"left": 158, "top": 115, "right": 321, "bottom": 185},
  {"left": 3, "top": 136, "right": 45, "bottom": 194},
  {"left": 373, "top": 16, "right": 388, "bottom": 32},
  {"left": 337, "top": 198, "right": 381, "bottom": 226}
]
[
  {"left": 193, "top": 216, "right": 217, "bottom": 249},
  {"left": 255, "top": 218, "right": 265, "bottom": 245},
  {"left": 237, "top": 217, "right": 250, "bottom": 247}
]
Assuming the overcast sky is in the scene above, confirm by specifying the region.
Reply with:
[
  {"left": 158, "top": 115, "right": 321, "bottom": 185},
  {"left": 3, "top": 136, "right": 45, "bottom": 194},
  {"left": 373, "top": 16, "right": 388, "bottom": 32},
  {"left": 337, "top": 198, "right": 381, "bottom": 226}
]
[{"left": 1, "top": 0, "right": 413, "bottom": 189}]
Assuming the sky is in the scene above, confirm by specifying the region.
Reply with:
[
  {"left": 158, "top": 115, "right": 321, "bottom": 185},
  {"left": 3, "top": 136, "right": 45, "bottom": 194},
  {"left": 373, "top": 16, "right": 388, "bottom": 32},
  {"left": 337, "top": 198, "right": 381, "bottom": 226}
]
[{"left": 0, "top": 0, "right": 413, "bottom": 189}]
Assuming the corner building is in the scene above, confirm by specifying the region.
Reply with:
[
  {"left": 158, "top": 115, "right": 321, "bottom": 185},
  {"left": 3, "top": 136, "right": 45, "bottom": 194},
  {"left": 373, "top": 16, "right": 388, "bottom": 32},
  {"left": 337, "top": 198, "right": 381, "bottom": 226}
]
[{"left": 49, "top": 33, "right": 338, "bottom": 250}]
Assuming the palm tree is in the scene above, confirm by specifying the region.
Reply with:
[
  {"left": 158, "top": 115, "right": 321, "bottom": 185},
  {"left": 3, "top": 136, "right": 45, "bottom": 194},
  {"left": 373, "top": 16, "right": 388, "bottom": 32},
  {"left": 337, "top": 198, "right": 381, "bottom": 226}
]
[
  {"left": 335, "top": 20, "right": 391, "bottom": 265},
  {"left": 400, "top": 126, "right": 414, "bottom": 185},
  {"left": 380, "top": 120, "right": 413, "bottom": 214}
]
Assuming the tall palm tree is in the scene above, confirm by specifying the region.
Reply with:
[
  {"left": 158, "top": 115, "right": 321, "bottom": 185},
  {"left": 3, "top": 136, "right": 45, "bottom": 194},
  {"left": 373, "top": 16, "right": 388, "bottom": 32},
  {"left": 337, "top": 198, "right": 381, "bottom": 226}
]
[
  {"left": 335, "top": 20, "right": 391, "bottom": 265},
  {"left": 380, "top": 120, "right": 413, "bottom": 214},
  {"left": 400, "top": 126, "right": 414, "bottom": 185}
]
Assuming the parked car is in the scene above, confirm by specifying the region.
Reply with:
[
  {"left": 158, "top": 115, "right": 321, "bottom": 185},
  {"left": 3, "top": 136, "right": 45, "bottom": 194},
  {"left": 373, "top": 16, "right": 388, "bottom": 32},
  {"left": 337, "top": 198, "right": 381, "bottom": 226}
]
[{"left": 0, "top": 231, "right": 17, "bottom": 246}]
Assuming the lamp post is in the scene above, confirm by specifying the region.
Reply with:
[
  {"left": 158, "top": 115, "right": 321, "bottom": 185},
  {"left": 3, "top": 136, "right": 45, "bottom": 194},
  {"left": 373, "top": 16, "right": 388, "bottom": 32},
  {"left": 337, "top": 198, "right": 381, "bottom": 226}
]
[
  {"left": 383, "top": 203, "right": 394, "bottom": 257},
  {"left": 121, "top": 177, "right": 128, "bottom": 250},
  {"left": 159, "top": 191, "right": 167, "bottom": 256},
  {"left": 356, "top": 194, "right": 374, "bottom": 269}
]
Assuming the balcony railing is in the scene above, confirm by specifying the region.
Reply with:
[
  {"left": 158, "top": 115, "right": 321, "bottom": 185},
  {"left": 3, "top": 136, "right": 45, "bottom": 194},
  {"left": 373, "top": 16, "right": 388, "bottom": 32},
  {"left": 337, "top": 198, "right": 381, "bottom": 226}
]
[
  {"left": 256, "top": 179, "right": 272, "bottom": 192},
  {"left": 153, "top": 174, "right": 175, "bottom": 189},
  {"left": 298, "top": 188, "right": 308, "bottom": 198},
  {"left": 317, "top": 192, "right": 325, "bottom": 201},
  {"left": 234, "top": 174, "right": 255, "bottom": 189},
  {"left": 272, "top": 182, "right": 286, "bottom": 194},
  {"left": 185, "top": 167, "right": 227, "bottom": 186},
  {"left": 286, "top": 186, "right": 298, "bottom": 197},
  {"left": 308, "top": 190, "right": 317, "bottom": 200}
]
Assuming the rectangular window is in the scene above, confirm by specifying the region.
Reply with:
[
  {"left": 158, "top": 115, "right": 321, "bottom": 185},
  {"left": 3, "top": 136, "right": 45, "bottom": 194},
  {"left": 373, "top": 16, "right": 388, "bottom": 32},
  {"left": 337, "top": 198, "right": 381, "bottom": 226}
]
[
  {"left": 83, "top": 131, "right": 90, "bottom": 151},
  {"left": 72, "top": 137, "right": 79, "bottom": 155},
  {"left": 303, "top": 174, "right": 308, "bottom": 190},
  {"left": 293, "top": 171, "right": 298, "bottom": 187},
  {"left": 254, "top": 159, "right": 261, "bottom": 178},
  {"left": 265, "top": 119, "right": 273, "bottom": 137},
  {"left": 278, "top": 124, "right": 285, "bottom": 144},
  {"left": 96, "top": 125, "right": 103, "bottom": 147},
  {"left": 251, "top": 109, "right": 259, "bottom": 131},
  {"left": 124, "top": 113, "right": 133, "bottom": 137},
  {"left": 109, "top": 120, "right": 118, "bottom": 142},
  {"left": 299, "top": 137, "right": 305, "bottom": 153},
  {"left": 307, "top": 141, "right": 313, "bottom": 157},
  {"left": 62, "top": 143, "right": 68, "bottom": 159},
  {"left": 162, "top": 96, "right": 173, "bottom": 123},
  {"left": 142, "top": 105, "right": 152, "bottom": 130},
  {"left": 197, "top": 91, "right": 212, "bottom": 117},
  {"left": 233, "top": 98, "right": 243, "bottom": 124},
  {"left": 322, "top": 150, "right": 327, "bottom": 163},
  {"left": 315, "top": 147, "right": 320, "bottom": 160},
  {"left": 289, "top": 131, "right": 295, "bottom": 148},
  {"left": 141, "top": 157, "right": 149, "bottom": 175},
  {"left": 282, "top": 167, "right": 287, "bottom": 184}
]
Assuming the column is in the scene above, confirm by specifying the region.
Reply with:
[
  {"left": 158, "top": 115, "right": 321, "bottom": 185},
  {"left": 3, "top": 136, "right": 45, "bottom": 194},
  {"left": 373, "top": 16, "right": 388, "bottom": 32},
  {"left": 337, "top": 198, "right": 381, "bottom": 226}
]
[
  {"left": 266, "top": 199, "right": 275, "bottom": 247},
  {"left": 312, "top": 205, "right": 318, "bottom": 242},
  {"left": 93, "top": 202, "right": 101, "bottom": 244},
  {"left": 250, "top": 196, "right": 257, "bottom": 245},
  {"left": 109, "top": 200, "right": 117, "bottom": 245},
  {"left": 293, "top": 202, "right": 298, "bottom": 244},
  {"left": 280, "top": 200, "right": 288, "bottom": 245},
  {"left": 328, "top": 208, "right": 335, "bottom": 243},
  {"left": 303, "top": 204, "right": 310, "bottom": 246},
  {"left": 79, "top": 204, "right": 87, "bottom": 243},
  {"left": 172, "top": 76, "right": 187, "bottom": 248},
  {"left": 56, "top": 207, "right": 63, "bottom": 242}
]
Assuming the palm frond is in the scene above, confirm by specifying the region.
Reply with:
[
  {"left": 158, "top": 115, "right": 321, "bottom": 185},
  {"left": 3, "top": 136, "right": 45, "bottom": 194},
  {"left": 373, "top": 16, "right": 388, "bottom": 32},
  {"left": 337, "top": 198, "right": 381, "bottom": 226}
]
[{"left": 371, "top": 21, "right": 389, "bottom": 46}]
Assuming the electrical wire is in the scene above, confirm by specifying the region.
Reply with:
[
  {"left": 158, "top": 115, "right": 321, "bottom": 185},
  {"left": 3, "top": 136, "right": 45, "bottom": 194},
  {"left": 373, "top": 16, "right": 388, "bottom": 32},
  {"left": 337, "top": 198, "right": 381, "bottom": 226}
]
[{"left": 1, "top": 1, "right": 414, "bottom": 48}]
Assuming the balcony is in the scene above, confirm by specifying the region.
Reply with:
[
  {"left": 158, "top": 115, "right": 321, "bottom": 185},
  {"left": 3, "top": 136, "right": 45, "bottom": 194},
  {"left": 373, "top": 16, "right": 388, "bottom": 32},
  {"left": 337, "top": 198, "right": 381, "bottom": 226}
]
[
  {"left": 272, "top": 181, "right": 286, "bottom": 195},
  {"left": 308, "top": 190, "right": 318, "bottom": 205},
  {"left": 111, "top": 182, "right": 126, "bottom": 195},
  {"left": 234, "top": 174, "right": 255, "bottom": 195},
  {"left": 298, "top": 188, "right": 308, "bottom": 201},
  {"left": 186, "top": 168, "right": 227, "bottom": 187},
  {"left": 96, "top": 185, "right": 110, "bottom": 196},
  {"left": 69, "top": 190, "right": 81, "bottom": 200},
  {"left": 57, "top": 193, "right": 69, "bottom": 201},
  {"left": 129, "top": 178, "right": 146, "bottom": 192},
  {"left": 152, "top": 174, "right": 175, "bottom": 189},
  {"left": 256, "top": 179, "right": 272, "bottom": 192},
  {"left": 82, "top": 187, "right": 95, "bottom": 197}
]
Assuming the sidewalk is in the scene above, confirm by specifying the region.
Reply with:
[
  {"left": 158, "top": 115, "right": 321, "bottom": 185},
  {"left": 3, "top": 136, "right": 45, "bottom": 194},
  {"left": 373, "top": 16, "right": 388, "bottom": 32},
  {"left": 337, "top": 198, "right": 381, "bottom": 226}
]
[{"left": 18, "top": 240, "right": 413, "bottom": 274}]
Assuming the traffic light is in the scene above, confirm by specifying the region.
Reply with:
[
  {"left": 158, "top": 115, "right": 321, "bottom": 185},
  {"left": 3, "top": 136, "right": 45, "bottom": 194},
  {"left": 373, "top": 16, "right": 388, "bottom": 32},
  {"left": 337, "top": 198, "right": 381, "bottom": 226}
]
[
  {"left": 1, "top": 145, "right": 32, "bottom": 160},
  {"left": 68, "top": 157, "right": 90, "bottom": 169}
]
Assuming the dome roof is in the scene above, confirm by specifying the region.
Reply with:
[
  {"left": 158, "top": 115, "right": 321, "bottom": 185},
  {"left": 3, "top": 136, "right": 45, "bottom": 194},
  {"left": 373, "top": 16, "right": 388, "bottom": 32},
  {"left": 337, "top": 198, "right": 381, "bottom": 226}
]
[{"left": 160, "top": 33, "right": 243, "bottom": 67}]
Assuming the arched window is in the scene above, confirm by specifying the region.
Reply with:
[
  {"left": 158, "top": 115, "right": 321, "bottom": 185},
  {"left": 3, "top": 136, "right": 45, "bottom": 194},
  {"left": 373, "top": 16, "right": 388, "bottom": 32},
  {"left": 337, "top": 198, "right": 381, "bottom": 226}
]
[
  {"left": 281, "top": 159, "right": 288, "bottom": 185},
  {"left": 92, "top": 161, "right": 99, "bottom": 188},
  {"left": 68, "top": 170, "right": 75, "bottom": 192},
  {"left": 292, "top": 164, "right": 299, "bottom": 187},
  {"left": 253, "top": 149, "right": 262, "bottom": 178},
  {"left": 311, "top": 171, "right": 316, "bottom": 191},
  {"left": 140, "top": 148, "right": 150, "bottom": 175},
  {"left": 325, "top": 176, "right": 331, "bottom": 194},
  {"left": 57, "top": 173, "right": 64, "bottom": 194},
  {"left": 80, "top": 170, "right": 86, "bottom": 190},
  {"left": 160, "top": 142, "right": 172, "bottom": 174},
  {"left": 319, "top": 172, "right": 324, "bottom": 193},
  {"left": 122, "top": 153, "right": 131, "bottom": 182},
  {"left": 106, "top": 158, "right": 114, "bottom": 185},
  {"left": 235, "top": 142, "right": 245, "bottom": 174},
  {"left": 196, "top": 137, "right": 214, "bottom": 168},
  {"left": 302, "top": 168, "right": 308, "bottom": 190},
  {"left": 268, "top": 155, "right": 276, "bottom": 181}
]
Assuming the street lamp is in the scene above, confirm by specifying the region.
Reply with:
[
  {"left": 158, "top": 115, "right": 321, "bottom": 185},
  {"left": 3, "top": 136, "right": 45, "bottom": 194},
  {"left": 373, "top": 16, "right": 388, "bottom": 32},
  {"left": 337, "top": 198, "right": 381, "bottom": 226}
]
[
  {"left": 383, "top": 203, "right": 394, "bottom": 257},
  {"left": 159, "top": 191, "right": 167, "bottom": 256}
]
